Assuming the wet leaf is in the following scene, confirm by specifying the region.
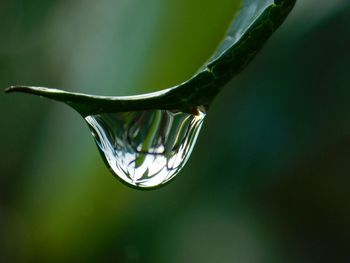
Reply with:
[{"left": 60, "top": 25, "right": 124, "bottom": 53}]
[
  {"left": 5, "top": 0, "right": 296, "bottom": 189},
  {"left": 5, "top": 0, "right": 296, "bottom": 115}
]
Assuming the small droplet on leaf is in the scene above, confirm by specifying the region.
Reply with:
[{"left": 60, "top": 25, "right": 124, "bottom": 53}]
[
  {"left": 4, "top": 0, "right": 296, "bottom": 189},
  {"left": 85, "top": 108, "right": 205, "bottom": 188}
]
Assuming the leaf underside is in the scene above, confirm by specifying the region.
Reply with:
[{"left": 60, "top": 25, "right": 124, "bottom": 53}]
[{"left": 5, "top": 0, "right": 296, "bottom": 116}]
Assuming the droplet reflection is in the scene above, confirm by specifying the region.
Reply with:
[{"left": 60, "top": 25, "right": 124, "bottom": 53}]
[{"left": 85, "top": 108, "right": 205, "bottom": 188}]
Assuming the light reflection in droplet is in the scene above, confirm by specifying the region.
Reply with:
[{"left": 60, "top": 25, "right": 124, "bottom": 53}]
[{"left": 85, "top": 108, "right": 205, "bottom": 188}]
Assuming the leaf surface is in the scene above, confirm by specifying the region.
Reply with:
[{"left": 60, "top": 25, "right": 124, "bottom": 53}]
[{"left": 5, "top": 0, "right": 296, "bottom": 116}]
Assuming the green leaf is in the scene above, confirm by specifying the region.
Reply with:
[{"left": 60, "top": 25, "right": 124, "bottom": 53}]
[{"left": 5, "top": 0, "right": 296, "bottom": 116}]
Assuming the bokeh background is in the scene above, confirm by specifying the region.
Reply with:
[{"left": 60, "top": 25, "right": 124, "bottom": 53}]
[{"left": 1, "top": 0, "right": 350, "bottom": 262}]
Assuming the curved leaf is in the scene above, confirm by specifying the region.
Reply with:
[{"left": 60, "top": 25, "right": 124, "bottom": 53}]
[{"left": 5, "top": 0, "right": 296, "bottom": 116}]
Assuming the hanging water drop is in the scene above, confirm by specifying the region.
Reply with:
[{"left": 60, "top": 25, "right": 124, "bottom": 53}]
[
  {"left": 5, "top": 0, "right": 296, "bottom": 189},
  {"left": 85, "top": 108, "right": 205, "bottom": 188}
]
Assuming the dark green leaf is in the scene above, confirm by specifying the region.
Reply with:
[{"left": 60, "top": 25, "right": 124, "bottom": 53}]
[{"left": 5, "top": 0, "right": 296, "bottom": 116}]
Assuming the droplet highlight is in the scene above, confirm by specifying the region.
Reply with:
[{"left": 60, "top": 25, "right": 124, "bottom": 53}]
[{"left": 85, "top": 108, "right": 205, "bottom": 188}]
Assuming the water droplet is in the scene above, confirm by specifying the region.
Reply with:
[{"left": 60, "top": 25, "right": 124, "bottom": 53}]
[{"left": 85, "top": 108, "right": 205, "bottom": 189}]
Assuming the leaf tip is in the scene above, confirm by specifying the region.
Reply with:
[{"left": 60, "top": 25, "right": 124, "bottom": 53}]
[
  {"left": 4, "top": 86, "right": 15, "bottom": 93},
  {"left": 4, "top": 85, "right": 32, "bottom": 94}
]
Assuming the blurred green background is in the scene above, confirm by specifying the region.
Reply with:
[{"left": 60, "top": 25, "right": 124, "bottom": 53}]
[{"left": 1, "top": 0, "right": 350, "bottom": 262}]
